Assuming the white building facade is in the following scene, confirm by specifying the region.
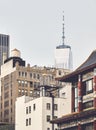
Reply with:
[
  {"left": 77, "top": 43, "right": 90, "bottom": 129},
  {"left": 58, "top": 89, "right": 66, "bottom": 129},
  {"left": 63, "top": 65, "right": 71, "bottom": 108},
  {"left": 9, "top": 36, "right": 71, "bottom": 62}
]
[
  {"left": 15, "top": 84, "right": 71, "bottom": 130},
  {"left": 55, "top": 45, "right": 73, "bottom": 70}
]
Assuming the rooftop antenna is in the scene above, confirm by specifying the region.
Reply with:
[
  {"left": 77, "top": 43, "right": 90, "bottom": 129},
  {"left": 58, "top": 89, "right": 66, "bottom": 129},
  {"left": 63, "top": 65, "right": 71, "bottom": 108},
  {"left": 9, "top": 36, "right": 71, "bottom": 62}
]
[{"left": 62, "top": 11, "right": 65, "bottom": 45}]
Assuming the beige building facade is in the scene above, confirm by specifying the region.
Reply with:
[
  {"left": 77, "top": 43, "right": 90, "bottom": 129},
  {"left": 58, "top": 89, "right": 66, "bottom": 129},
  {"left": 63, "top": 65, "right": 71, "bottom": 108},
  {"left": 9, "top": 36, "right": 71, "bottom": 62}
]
[{"left": 0, "top": 49, "right": 70, "bottom": 124}]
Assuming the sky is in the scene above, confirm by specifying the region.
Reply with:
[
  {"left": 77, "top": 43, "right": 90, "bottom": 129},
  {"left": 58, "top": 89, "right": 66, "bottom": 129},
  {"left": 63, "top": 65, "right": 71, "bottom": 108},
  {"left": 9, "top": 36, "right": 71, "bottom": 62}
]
[{"left": 0, "top": 0, "right": 96, "bottom": 70}]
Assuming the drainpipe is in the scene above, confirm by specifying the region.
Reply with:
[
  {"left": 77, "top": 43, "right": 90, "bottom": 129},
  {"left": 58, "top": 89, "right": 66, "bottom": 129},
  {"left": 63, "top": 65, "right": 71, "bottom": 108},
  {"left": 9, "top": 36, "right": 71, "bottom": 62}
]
[{"left": 52, "top": 95, "right": 54, "bottom": 130}]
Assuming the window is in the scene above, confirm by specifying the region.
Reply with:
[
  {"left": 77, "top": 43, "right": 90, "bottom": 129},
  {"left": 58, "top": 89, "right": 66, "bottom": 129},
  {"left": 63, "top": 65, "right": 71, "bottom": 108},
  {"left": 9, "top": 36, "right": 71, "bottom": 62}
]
[
  {"left": 46, "top": 115, "right": 50, "bottom": 122},
  {"left": 11, "top": 90, "right": 12, "bottom": 96},
  {"left": 25, "top": 72, "right": 27, "bottom": 77},
  {"left": 4, "top": 109, "right": 9, "bottom": 117},
  {"left": 4, "top": 92, "right": 9, "bottom": 99},
  {"left": 86, "top": 79, "right": 93, "bottom": 94},
  {"left": 11, "top": 99, "right": 12, "bottom": 105},
  {"left": 75, "top": 87, "right": 78, "bottom": 112},
  {"left": 30, "top": 82, "right": 33, "bottom": 88},
  {"left": 4, "top": 101, "right": 9, "bottom": 107},
  {"left": 37, "top": 74, "right": 40, "bottom": 79},
  {"left": 33, "top": 73, "right": 36, "bottom": 78},
  {"left": 22, "top": 89, "right": 24, "bottom": 95},
  {"left": 19, "top": 72, "right": 21, "bottom": 77},
  {"left": 30, "top": 73, "right": 32, "bottom": 78},
  {"left": 52, "top": 76, "right": 54, "bottom": 80},
  {"left": 18, "top": 89, "right": 21, "bottom": 95},
  {"left": 26, "top": 119, "right": 28, "bottom": 126},
  {"left": 33, "top": 104, "right": 36, "bottom": 111},
  {"left": 18, "top": 80, "right": 21, "bottom": 86},
  {"left": 72, "top": 82, "right": 78, "bottom": 112},
  {"left": 46, "top": 103, "right": 51, "bottom": 110},
  {"left": 1, "top": 112, "right": 2, "bottom": 118},
  {"left": 82, "top": 123, "right": 93, "bottom": 130},
  {"left": 25, "top": 81, "right": 28, "bottom": 87},
  {"left": 34, "top": 82, "right": 37, "bottom": 88},
  {"left": 82, "top": 79, "right": 93, "bottom": 95},
  {"left": 29, "top": 118, "right": 31, "bottom": 125},
  {"left": 22, "top": 72, "right": 24, "bottom": 77},
  {"left": 4, "top": 83, "right": 9, "bottom": 90},
  {"left": 83, "top": 101, "right": 93, "bottom": 109},
  {"left": 26, "top": 107, "right": 28, "bottom": 114},
  {"left": 22, "top": 81, "right": 24, "bottom": 87},
  {"left": 25, "top": 90, "right": 28, "bottom": 96},
  {"left": 54, "top": 104, "right": 58, "bottom": 110},
  {"left": 30, "top": 91, "right": 33, "bottom": 97},
  {"left": 53, "top": 116, "right": 57, "bottom": 119},
  {"left": 59, "top": 70, "right": 61, "bottom": 75},
  {"left": 29, "top": 106, "right": 31, "bottom": 113}
]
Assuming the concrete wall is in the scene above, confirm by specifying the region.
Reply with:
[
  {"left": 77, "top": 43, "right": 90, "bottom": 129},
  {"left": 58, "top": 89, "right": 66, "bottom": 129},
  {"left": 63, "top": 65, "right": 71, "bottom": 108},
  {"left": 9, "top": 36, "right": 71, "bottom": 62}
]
[{"left": 15, "top": 96, "right": 67, "bottom": 130}]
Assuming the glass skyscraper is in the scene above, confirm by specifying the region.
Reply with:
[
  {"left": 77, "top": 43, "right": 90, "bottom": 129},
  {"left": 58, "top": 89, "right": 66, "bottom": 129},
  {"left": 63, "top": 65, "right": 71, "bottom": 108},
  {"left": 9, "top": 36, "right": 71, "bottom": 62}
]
[
  {"left": 54, "top": 13, "right": 73, "bottom": 70},
  {"left": 0, "top": 34, "right": 9, "bottom": 68},
  {"left": 55, "top": 44, "right": 73, "bottom": 70}
]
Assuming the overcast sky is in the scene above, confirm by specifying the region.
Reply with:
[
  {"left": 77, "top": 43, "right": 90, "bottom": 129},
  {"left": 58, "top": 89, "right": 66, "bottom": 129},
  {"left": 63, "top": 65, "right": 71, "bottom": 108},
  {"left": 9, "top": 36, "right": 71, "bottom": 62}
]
[{"left": 0, "top": 0, "right": 96, "bottom": 70}]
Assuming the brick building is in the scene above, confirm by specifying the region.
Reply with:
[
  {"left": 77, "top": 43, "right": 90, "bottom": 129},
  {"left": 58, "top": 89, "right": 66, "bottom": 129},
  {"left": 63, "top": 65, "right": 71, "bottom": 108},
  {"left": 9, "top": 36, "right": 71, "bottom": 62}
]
[{"left": 0, "top": 48, "right": 70, "bottom": 126}]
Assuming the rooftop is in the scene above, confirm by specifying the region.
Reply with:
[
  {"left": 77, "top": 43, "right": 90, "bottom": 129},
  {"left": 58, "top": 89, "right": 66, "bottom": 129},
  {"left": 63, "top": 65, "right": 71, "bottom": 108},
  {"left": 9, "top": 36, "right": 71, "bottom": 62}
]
[
  {"left": 51, "top": 108, "right": 96, "bottom": 124},
  {"left": 56, "top": 44, "right": 71, "bottom": 49}
]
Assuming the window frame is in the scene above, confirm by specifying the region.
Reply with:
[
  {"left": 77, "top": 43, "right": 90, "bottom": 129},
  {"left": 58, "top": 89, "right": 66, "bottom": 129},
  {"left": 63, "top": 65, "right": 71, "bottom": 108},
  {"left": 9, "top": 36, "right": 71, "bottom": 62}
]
[
  {"left": 46, "top": 115, "right": 51, "bottom": 122},
  {"left": 46, "top": 103, "right": 51, "bottom": 110},
  {"left": 54, "top": 104, "right": 58, "bottom": 111}
]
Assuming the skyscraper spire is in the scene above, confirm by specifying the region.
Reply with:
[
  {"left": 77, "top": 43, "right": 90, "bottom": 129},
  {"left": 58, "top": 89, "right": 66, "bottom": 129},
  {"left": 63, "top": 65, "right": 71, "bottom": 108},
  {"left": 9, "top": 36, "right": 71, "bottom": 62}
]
[
  {"left": 55, "top": 12, "right": 73, "bottom": 70},
  {"left": 62, "top": 11, "right": 65, "bottom": 45}
]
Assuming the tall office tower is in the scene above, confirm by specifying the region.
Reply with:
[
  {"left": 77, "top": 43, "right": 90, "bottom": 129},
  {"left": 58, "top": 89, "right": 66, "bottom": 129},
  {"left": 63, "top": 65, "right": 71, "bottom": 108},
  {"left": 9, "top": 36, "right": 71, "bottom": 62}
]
[
  {"left": 0, "top": 34, "right": 9, "bottom": 67},
  {"left": 54, "top": 13, "right": 73, "bottom": 70}
]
